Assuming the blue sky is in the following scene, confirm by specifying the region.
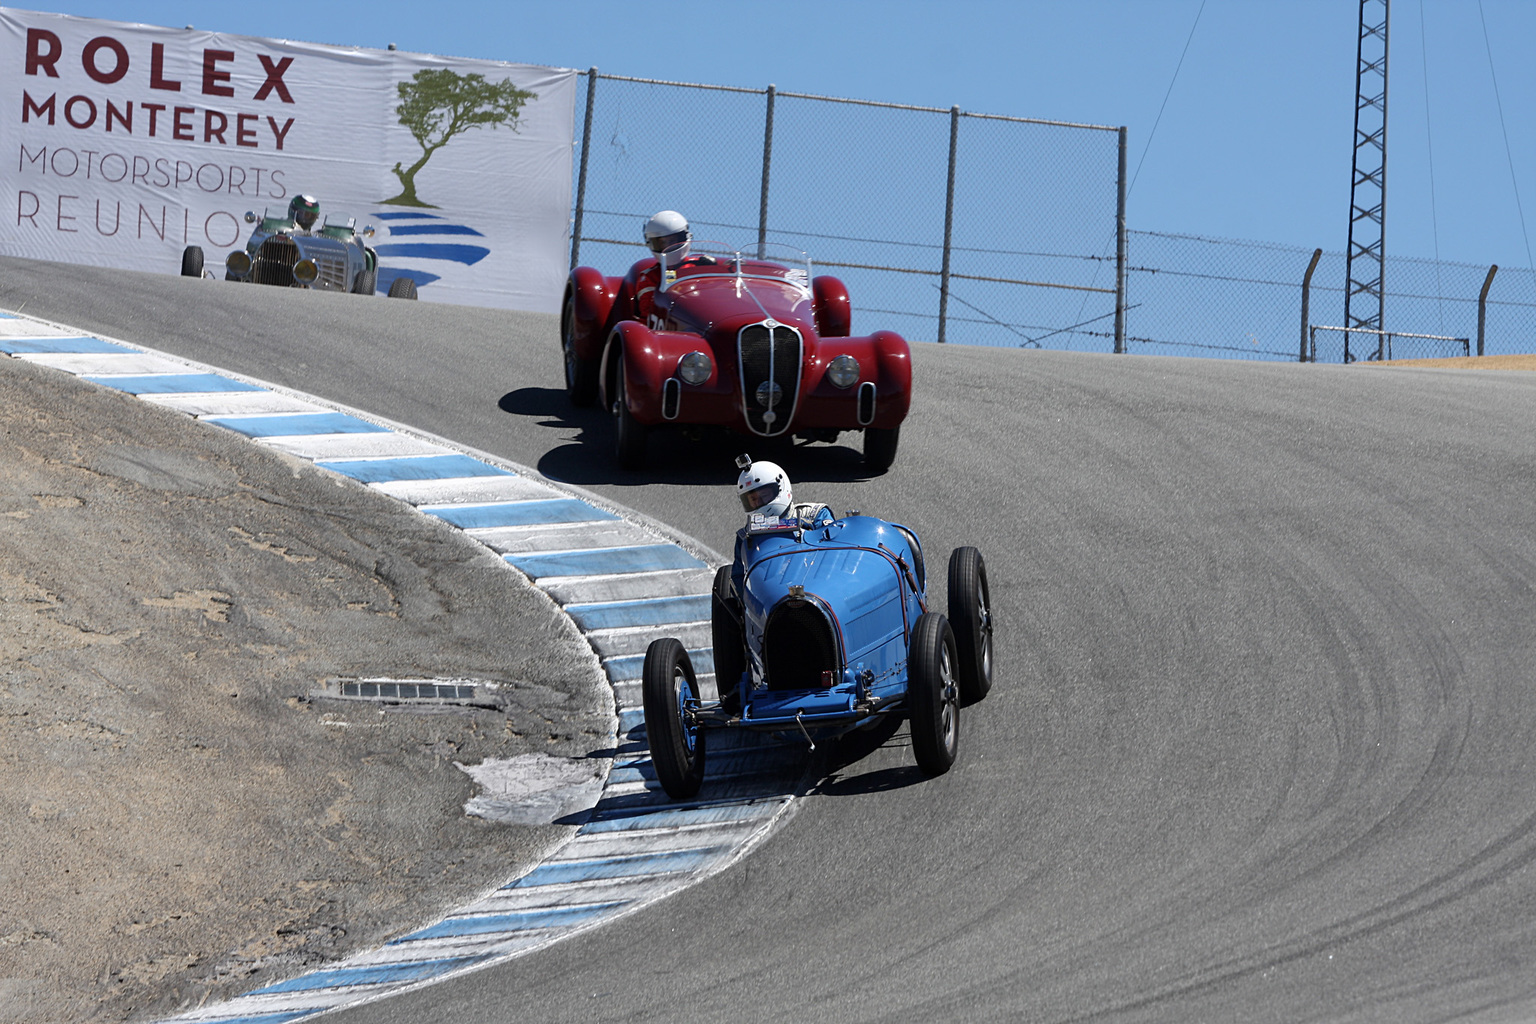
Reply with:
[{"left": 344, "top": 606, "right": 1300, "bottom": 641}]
[{"left": 26, "top": 1, "right": 1536, "bottom": 273}]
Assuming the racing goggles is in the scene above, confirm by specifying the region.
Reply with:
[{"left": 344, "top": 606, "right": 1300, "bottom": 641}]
[
  {"left": 740, "top": 482, "right": 782, "bottom": 513},
  {"left": 646, "top": 230, "right": 689, "bottom": 255}
]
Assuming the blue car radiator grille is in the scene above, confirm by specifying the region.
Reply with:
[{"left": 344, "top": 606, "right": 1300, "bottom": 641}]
[
  {"left": 738, "top": 321, "right": 802, "bottom": 437},
  {"left": 252, "top": 237, "right": 299, "bottom": 286},
  {"left": 763, "top": 602, "right": 839, "bottom": 691}
]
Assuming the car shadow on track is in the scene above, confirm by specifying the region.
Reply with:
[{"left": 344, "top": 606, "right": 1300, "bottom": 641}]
[
  {"left": 804, "top": 717, "right": 929, "bottom": 796},
  {"left": 498, "top": 386, "right": 886, "bottom": 487}
]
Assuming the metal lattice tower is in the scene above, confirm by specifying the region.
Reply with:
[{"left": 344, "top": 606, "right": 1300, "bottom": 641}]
[{"left": 1344, "top": 0, "right": 1390, "bottom": 362}]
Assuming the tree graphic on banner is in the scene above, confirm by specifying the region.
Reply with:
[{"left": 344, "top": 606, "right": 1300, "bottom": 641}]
[{"left": 384, "top": 69, "right": 537, "bottom": 207}]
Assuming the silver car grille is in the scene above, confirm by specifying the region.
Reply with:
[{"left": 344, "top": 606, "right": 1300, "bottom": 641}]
[
  {"left": 252, "top": 237, "right": 298, "bottom": 286},
  {"left": 738, "top": 321, "right": 802, "bottom": 436},
  {"left": 315, "top": 256, "right": 348, "bottom": 291}
]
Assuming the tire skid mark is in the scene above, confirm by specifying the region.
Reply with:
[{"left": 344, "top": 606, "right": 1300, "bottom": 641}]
[{"left": 0, "top": 309, "right": 806, "bottom": 1024}]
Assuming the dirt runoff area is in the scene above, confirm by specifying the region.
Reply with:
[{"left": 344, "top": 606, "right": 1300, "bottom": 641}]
[
  {"left": 1372, "top": 353, "right": 1536, "bottom": 370},
  {"left": 0, "top": 356, "right": 612, "bottom": 1023}
]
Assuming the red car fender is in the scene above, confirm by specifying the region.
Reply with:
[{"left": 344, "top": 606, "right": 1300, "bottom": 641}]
[
  {"left": 606, "top": 322, "right": 716, "bottom": 425},
  {"left": 805, "top": 334, "right": 875, "bottom": 391},
  {"left": 869, "top": 330, "right": 912, "bottom": 426},
  {"left": 812, "top": 275, "right": 851, "bottom": 338},
  {"left": 566, "top": 266, "right": 619, "bottom": 363}
]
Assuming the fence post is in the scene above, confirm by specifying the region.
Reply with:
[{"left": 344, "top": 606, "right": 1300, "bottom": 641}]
[
  {"left": 1477, "top": 264, "right": 1498, "bottom": 356},
  {"left": 1114, "top": 126, "right": 1128, "bottom": 354},
  {"left": 1300, "top": 247, "right": 1323, "bottom": 362},
  {"left": 937, "top": 105, "right": 960, "bottom": 345},
  {"left": 570, "top": 67, "right": 598, "bottom": 270},
  {"left": 758, "top": 84, "right": 776, "bottom": 259}
]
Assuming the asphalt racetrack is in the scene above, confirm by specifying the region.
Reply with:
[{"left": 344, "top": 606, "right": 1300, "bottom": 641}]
[{"left": 6, "top": 256, "right": 1536, "bottom": 1023}]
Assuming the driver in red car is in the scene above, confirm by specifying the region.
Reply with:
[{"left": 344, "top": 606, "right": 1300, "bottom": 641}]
[{"left": 606, "top": 210, "right": 715, "bottom": 330}]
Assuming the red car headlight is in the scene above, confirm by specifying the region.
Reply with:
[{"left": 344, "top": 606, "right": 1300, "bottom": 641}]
[
  {"left": 826, "top": 354, "right": 860, "bottom": 389},
  {"left": 678, "top": 351, "right": 712, "bottom": 385}
]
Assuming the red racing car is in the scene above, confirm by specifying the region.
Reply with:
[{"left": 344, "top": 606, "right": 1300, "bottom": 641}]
[{"left": 560, "top": 240, "right": 912, "bottom": 470}]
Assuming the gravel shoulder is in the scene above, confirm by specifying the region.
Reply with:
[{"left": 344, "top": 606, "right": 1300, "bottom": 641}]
[
  {"left": 1373, "top": 352, "right": 1536, "bottom": 370},
  {"left": 0, "top": 356, "right": 611, "bottom": 1023}
]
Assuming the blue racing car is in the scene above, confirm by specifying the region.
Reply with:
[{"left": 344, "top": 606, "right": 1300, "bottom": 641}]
[{"left": 642, "top": 457, "right": 994, "bottom": 799}]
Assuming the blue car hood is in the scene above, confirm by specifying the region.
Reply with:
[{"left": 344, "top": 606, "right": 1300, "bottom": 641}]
[{"left": 740, "top": 516, "right": 919, "bottom": 664}]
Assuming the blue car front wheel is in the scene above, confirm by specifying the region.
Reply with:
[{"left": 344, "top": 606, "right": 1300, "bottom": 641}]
[
  {"left": 908, "top": 612, "right": 959, "bottom": 776},
  {"left": 642, "top": 637, "right": 706, "bottom": 799}
]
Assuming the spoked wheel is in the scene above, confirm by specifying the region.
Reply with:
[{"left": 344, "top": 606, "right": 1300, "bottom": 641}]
[
  {"left": 711, "top": 565, "right": 746, "bottom": 717},
  {"left": 642, "top": 637, "right": 706, "bottom": 799},
  {"left": 613, "top": 366, "right": 648, "bottom": 469},
  {"left": 908, "top": 612, "right": 959, "bottom": 776},
  {"left": 562, "top": 288, "right": 599, "bottom": 406},
  {"left": 948, "top": 547, "right": 993, "bottom": 704}
]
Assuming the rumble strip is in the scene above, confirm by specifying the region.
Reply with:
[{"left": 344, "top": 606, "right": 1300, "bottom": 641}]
[{"left": 0, "top": 310, "right": 807, "bottom": 1023}]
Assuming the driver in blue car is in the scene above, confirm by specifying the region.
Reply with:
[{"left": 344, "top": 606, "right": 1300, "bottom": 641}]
[
  {"left": 736, "top": 455, "right": 831, "bottom": 528},
  {"left": 729, "top": 452, "right": 834, "bottom": 628},
  {"left": 735, "top": 452, "right": 833, "bottom": 558}
]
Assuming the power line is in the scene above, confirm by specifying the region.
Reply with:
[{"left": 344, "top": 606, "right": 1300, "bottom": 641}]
[
  {"left": 1477, "top": 0, "right": 1536, "bottom": 285},
  {"left": 1067, "top": 0, "right": 1208, "bottom": 352},
  {"left": 1129, "top": 0, "right": 1209, "bottom": 198},
  {"left": 1418, "top": 0, "right": 1445, "bottom": 334}
]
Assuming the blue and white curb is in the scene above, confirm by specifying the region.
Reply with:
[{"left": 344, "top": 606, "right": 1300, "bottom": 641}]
[{"left": 0, "top": 310, "right": 807, "bottom": 1023}]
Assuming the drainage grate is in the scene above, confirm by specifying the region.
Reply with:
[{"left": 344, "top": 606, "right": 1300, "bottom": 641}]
[{"left": 314, "top": 677, "right": 503, "bottom": 707}]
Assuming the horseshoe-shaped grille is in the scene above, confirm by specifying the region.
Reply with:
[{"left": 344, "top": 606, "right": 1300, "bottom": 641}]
[{"left": 763, "top": 601, "right": 839, "bottom": 691}]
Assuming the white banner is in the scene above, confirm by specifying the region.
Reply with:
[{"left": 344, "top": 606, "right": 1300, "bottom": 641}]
[{"left": 0, "top": 8, "right": 575, "bottom": 311}]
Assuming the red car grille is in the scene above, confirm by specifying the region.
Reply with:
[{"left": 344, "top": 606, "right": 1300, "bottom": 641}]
[{"left": 738, "top": 322, "right": 802, "bottom": 436}]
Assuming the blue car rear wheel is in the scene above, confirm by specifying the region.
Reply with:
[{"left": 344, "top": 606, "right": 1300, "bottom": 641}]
[
  {"left": 711, "top": 565, "right": 746, "bottom": 717},
  {"left": 948, "top": 547, "right": 993, "bottom": 704},
  {"left": 642, "top": 637, "right": 706, "bottom": 799}
]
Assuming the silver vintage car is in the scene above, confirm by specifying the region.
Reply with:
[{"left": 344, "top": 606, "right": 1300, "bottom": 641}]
[{"left": 180, "top": 205, "right": 416, "bottom": 300}]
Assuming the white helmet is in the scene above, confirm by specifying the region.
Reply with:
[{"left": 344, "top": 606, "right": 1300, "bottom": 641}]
[
  {"left": 644, "top": 209, "right": 691, "bottom": 262},
  {"left": 736, "top": 455, "right": 792, "bottom": 517}
]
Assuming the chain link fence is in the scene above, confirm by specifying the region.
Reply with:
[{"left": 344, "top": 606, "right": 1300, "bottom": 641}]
[
  {"left": 1125, "top": 230, "right": 1536, "bottom": 362},
  {"left": 569, "top": 71, "right": 1126, "bottom": 352},
  {"left": 567, "top": 71, "right": 1536, "bottom": 363}
]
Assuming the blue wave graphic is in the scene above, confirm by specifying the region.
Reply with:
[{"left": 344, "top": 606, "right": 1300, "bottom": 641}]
[
  {"left": 385, "top": 224, "right": 485, "bottom": 237},
  {"left": 375, "top": 243, "right": 489, "bottom": 266},
  {"left": 370, "top": 212, "right": 493, "bottom": 293}
]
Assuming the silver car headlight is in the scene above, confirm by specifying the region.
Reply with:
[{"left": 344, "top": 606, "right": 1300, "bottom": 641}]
[
  {"left": 826, "top": 353, "right": 861, "bottom": 389},
  {"left": 225, "top": 250, "right": 252, "bottom": 277},
  {"left": 678, "top": 350, "right": 712, "bottom": 385},
  {"left": 293, "top": 258, "right": 319, "bottom": 285}
]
